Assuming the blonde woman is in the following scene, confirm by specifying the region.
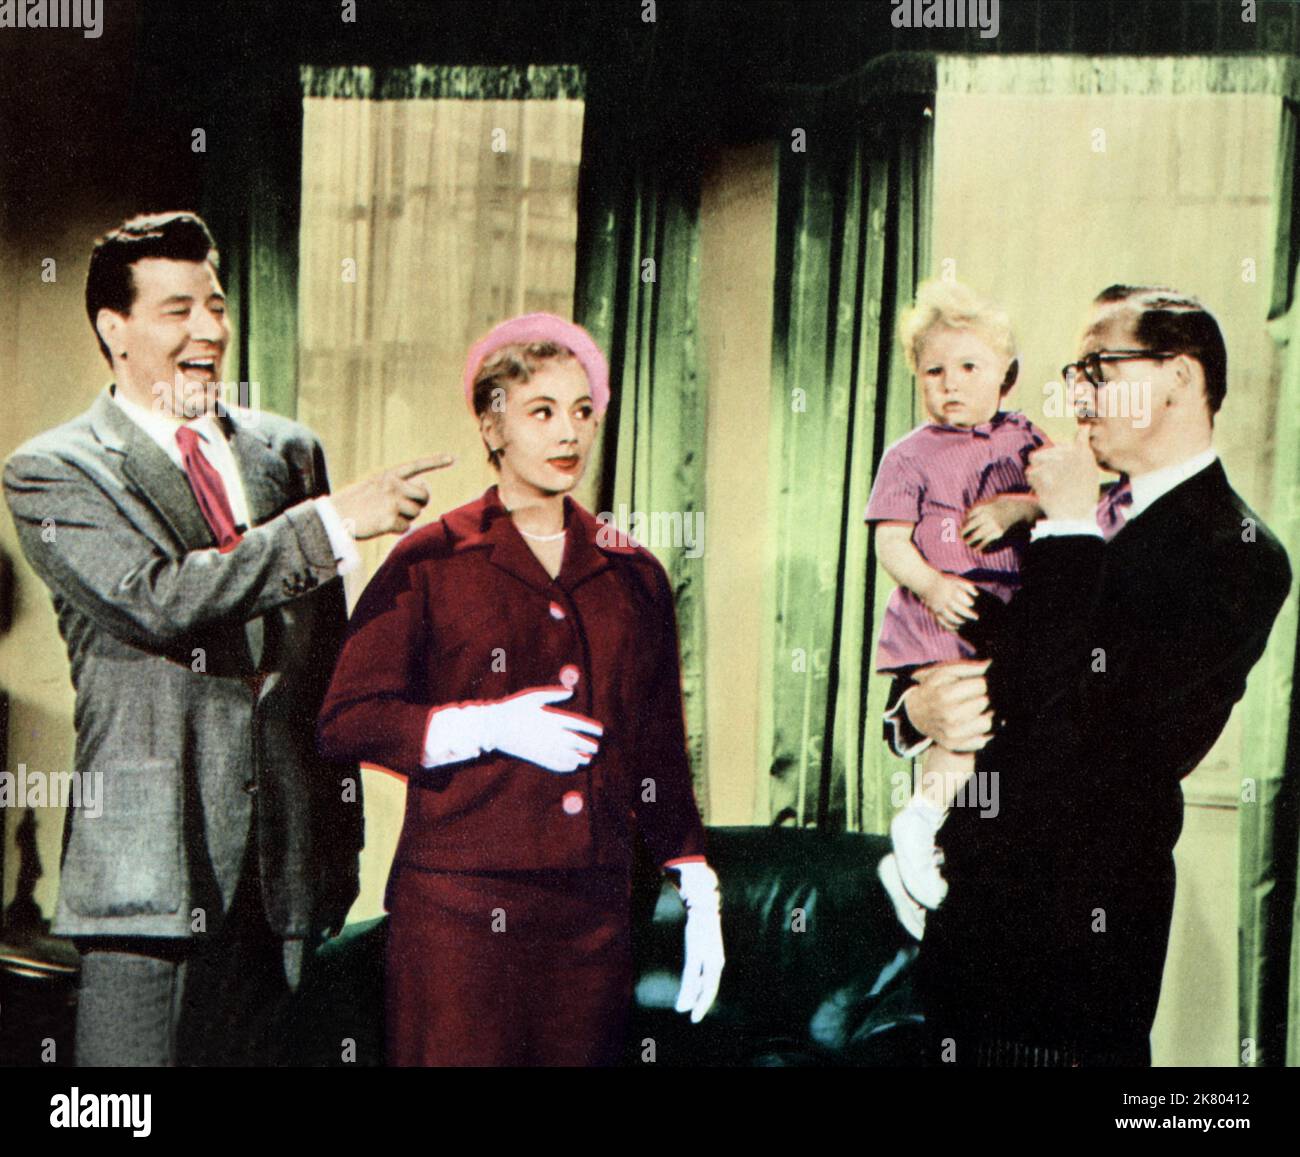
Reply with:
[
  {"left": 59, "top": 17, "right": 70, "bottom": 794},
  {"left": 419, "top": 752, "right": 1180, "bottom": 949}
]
[{"left": 318, "top": 314, "right": 723, "bottom": 1066}]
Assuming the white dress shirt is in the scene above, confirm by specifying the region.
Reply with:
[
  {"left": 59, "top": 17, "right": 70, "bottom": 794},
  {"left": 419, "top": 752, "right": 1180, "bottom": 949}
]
[
  {"left": 1126, "top": 445, "right": 1219, "bottom": 520},
  {"left": 110, "top": 386, "right": 359, "bottom": 574},
  {"left": 1031, "top": 445, "right": 1219, "bottom": 541}
]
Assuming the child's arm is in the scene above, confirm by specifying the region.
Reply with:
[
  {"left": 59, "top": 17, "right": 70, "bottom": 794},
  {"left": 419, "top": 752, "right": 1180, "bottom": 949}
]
[
  {"left": 961, "top": 420, "right": 1055, "bottom": 550},
  {"left": 961, "top": 493, "right": 1043, "bottom": 551},
  {"left": 875, "top": 522, "right": 978, "bottom": 632}
]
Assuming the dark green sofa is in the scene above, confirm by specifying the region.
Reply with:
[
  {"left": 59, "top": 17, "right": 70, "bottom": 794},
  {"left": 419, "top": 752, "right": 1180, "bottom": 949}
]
[{"left": 288, "top": 826, "right": 927, "bottom": 1066}]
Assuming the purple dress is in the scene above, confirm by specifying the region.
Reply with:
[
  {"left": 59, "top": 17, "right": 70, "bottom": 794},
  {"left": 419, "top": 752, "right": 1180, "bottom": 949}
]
[{"left": 865, "top": 410, "right": 1047, "bottom": 673}]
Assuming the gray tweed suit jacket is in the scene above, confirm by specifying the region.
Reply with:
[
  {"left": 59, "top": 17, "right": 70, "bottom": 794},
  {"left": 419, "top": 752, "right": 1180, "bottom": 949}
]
[{"left": 3, "top": 387, "right": 363, "bottom": 941}]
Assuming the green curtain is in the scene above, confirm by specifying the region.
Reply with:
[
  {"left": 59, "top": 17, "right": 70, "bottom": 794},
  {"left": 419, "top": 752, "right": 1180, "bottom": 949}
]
[
  {"left": 1240, "top": 99, "right": 1300, "bottom": 1068},
  {"left": 198, "top": 59, "right": 306, "bottom": 420},
  {"left": 574, "top": 81, "right": 710, "bottom": 814},
  {"left": 207, "top": 62, "right": 589, "bottom": 421},
  {"left": 761, "top": 98, "right": 933, "bottom": 832},
  {"left": 299, "top": 63, "right": 585, "bottom": 102}
]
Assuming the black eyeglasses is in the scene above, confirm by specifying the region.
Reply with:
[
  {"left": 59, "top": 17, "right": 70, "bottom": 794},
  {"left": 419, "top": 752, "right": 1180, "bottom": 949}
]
[{"left": 1061, "top": 349, "right": 1177, "bottom": 390}]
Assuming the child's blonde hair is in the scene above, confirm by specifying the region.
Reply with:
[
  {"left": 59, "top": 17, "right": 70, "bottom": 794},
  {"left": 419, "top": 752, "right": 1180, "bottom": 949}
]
[{"left": 897, "top": 279, "right": 1017, "bottom": 377}]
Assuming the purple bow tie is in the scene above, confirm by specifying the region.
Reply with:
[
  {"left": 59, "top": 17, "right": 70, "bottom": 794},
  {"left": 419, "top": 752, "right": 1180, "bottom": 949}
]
[{"left": 1097, "top": 479, "right": 1133, "bottom": 541}]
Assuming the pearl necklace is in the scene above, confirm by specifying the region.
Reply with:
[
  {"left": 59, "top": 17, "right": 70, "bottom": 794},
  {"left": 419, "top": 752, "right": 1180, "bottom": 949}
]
[{"left": 517, "top": 527, "right": 567, "bottom": 543}]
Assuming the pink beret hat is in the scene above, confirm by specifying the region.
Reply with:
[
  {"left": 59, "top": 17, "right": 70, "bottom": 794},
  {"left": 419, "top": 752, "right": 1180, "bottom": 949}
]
[{"left": 462, "top": 312, "right": 610, "bottom": 416}]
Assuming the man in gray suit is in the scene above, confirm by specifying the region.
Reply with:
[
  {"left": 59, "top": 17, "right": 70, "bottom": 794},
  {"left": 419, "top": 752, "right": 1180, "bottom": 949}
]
[{"left": 3, "top": 212, "right": 448, "bottom": 1066}]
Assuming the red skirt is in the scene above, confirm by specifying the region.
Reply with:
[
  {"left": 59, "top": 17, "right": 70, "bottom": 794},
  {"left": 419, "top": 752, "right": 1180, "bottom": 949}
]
[{"left": 384, "top": 867, "right": 634, "bottom": 1066}]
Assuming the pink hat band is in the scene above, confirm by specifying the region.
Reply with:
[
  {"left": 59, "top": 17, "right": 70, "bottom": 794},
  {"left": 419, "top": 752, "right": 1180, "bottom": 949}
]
[{"left": 462, "top": 313, "right": 610, "bottom": 416}]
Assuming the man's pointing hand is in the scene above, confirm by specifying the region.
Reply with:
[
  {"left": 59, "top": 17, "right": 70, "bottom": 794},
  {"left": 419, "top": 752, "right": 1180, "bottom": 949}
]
[{"left": 333, "top": 455, "right": 455, "bottom": 539}]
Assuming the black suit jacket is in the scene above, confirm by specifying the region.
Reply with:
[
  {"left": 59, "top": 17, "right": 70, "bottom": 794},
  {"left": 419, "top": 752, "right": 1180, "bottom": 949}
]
[{"left": 918, "top": 460, "right": 1292, "bottom": 1056}]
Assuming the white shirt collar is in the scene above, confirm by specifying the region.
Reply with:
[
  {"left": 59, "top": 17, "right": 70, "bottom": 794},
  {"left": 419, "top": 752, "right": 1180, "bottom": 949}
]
[
  {"left": 1127, "top": 446, "right": 1218, "bottom": 521},
  {"left": 110, "top": 385, "right": 226, "bottom": 461}
]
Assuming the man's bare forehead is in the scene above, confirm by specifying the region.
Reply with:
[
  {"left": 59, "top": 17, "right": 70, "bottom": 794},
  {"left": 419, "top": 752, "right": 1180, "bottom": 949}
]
[{"left": 1081, "top": 303, "right": 1140, "bottom": 350}]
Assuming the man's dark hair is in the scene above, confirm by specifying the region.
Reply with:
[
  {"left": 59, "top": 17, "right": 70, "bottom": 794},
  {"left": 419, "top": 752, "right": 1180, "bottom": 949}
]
[
  {"left": 1093, "top": 284, "right": 1179, "bottom": 305},
  {"left": 1093, "top": 285, "right": 1228, "bottom": 415},
  {"left": 85, "top": 212, "right": 219, "bottom": 364}
]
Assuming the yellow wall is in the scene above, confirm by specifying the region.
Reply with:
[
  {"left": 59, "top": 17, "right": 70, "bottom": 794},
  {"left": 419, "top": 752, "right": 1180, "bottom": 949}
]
[
  {"left": 699, "top": 141, "right": 777, "bottom": 826},
  {"left": 0, "top": 10, "right": 145, "bottom": 921}
]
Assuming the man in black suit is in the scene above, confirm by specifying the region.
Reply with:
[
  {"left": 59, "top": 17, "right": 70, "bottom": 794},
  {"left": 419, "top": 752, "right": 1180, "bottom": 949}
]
[{"left": 889, "top": 286, "right": 1292, "bottom": 1065}]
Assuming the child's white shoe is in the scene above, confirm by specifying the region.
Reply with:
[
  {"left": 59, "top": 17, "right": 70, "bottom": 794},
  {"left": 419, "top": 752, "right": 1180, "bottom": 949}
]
[
  {"left": 890, "top": 806, "right": 949, "bottom": 910},
  {"left": 878, "top": 852, "right": 926, "bottom": 941}
]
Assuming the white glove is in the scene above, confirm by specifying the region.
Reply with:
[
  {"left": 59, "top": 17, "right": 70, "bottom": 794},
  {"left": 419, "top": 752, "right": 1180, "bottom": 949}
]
[
  {"left": 672, "top": 862, "right": 724, "bottom": 1023},
  {"left": 421, "top": 686, "right": 603, "bottom": 773}
]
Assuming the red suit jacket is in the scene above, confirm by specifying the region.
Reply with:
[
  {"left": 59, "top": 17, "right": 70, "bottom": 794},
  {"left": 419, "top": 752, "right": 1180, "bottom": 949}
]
[{"left": 317, "top": 486, "right": 706, "bottom": 876}]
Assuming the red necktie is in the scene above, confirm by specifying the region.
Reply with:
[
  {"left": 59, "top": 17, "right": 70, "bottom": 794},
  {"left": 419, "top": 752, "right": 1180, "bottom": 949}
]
[{"left": 175, "top": 425, "right": 243, "bottom": 552}]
